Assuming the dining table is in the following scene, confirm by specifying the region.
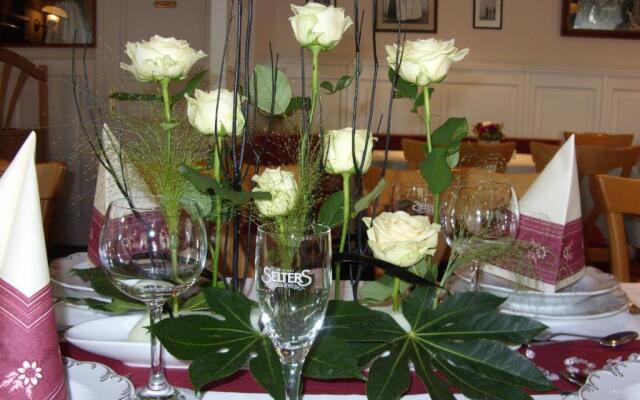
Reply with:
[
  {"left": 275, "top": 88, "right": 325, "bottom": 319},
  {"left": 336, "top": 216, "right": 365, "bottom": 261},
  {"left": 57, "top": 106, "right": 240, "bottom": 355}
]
[{"left": 58, "top": 279, "right": 640, "bottom": 399}]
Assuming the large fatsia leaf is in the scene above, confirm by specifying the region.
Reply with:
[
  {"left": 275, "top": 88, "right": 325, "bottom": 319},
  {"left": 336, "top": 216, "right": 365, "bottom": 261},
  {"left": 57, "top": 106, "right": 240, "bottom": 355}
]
[
  {"left": 304, "top": 336, "right": 364, "bottom": 380},
  {"left": 324, "top": 289, "right": 552, "bottom": 400},
  {"left": 250, "top": 337, "right": 285, "bottom": 400}
]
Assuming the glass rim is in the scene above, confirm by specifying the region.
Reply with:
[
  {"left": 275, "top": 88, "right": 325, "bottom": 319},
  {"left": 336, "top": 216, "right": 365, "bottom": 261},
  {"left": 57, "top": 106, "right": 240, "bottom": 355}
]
[
  {"left": 107, "top": 196, "right": 199, "bottom": 212},
  {"left": 257, "top": 223, "right": 331, "bottom": 239}
]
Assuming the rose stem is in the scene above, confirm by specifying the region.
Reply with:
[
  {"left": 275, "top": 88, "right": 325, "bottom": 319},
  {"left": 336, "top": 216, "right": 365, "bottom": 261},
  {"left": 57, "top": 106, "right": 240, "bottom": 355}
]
[{"left": 336, "top": 172, "right": 350, "bottom": 300}]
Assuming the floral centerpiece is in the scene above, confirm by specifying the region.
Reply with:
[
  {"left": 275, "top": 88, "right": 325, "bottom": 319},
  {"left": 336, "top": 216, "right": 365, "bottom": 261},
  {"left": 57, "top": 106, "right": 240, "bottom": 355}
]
[
  {"left": 72, "top": 1, "right": 554, "bottom": 399},
  {"left": 474, "top": 120, "right": 504, "bottom": 142}
]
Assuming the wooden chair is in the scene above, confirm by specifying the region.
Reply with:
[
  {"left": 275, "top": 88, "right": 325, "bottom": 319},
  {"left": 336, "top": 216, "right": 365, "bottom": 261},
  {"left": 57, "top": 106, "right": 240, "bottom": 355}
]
[
  {"left": 400, "top": 138, "right": 426, "bottom": 170},
  {"left": 458, "top": 141, "right": 516, "bottom": 173},
  {"left": 456, "top": 168, "right": 539, "bottom": 199},
  {"left": 0, "top": 159, "right": 8, "bottom": 174},
  {"left": 530, "top": 142, "right": 640, "bottom": 264},
  {"left": 564, "top": 132, "right": 634, "bottom": 147},
  {"left": 0, "top": 48, "right": 48, "bottom": 161},
  {"left": 594, "top": 175, "right": 640, "bottom": 282},
  {"left": 35, "top": 162, "right": 66, "bottom": 242}
]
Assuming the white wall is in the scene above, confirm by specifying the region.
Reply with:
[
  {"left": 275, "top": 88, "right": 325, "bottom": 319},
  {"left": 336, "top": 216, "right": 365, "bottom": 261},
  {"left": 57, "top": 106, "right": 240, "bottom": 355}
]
[
  {"left": 253, "top": 0, "right": 640, "bottom": 138},
  {"left": 6, "top": 0, "right": 220, "bottom": 245}
]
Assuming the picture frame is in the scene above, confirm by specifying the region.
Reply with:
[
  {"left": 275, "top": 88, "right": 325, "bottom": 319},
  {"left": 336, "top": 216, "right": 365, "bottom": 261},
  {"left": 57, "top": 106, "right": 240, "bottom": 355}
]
[
  {"left": 561, "top": 0, "right": 640, "bottom": 39},
  {"left": 306, "top": 0, "right": 337, "bottom": 6},
  {"left": 473, "top": 0, "right": 502, "bottom": 30},
  {"left": 376, "top": 0, "right": 437, "bottom": 33},
  {"left": 0, "top": 0, "right": 96, "bottom": 47}
]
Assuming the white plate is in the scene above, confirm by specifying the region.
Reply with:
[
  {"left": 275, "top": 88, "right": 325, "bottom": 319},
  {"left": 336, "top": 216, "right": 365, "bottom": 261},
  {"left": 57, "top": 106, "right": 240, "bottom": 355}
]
[
  {"left": 579, "top": 360, "right": 640, "bottom": 400},
  {"left": 455, "top": 266, "right": 617, "bottom": 299},
  {"left": 55, "top": 300, "right": 142, "bottom": 330},
  {"left": 65, "top": 357, "right": 134, "bottom": 400},
  {"left": 64, "top": 315, "right": 190, "bottom": 369},
  {"left": 50, "top": 253, "right": 111, "bottom": 302}
]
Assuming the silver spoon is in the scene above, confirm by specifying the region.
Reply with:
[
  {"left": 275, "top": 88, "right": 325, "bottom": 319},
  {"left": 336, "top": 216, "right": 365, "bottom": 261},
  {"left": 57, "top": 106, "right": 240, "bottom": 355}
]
[{"left": 532, "top": 330, "right": 638, "bottom": 348}]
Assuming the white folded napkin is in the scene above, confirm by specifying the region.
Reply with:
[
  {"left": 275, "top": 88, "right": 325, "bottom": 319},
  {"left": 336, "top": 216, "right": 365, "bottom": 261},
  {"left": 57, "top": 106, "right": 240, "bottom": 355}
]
[
  {"left": 0, "top": 133, "right": 67, "bottom": 399},
  {"left": 485, "top": 136, "right": 586, "bottom": 292},
  {"left": 87, "top": 124, "right": 151, "bottom": 266}
]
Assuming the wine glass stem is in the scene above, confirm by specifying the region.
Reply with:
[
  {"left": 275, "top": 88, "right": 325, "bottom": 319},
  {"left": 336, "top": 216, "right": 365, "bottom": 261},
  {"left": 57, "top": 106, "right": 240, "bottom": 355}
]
[
  {"left": 146, "top": 302, "right": 170, "bottom": 393},
  {"left": 283, "top": 361, "right": 304, "bottom": 400}
]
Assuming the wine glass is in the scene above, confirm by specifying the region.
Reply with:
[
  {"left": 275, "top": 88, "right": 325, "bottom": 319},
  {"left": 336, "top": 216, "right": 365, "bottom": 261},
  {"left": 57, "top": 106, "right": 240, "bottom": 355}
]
[
  {"left": 441, "top": 181, "right": 519, "bottom": 290},
  {"left": 100, "top": 196, "right": 207, "bottom": 400},
  {"left": 391, "top": 183, "right": 434, "bottom": 218},
  {"left": 255, "top": 224, "right": 332, "bottom": 400}
]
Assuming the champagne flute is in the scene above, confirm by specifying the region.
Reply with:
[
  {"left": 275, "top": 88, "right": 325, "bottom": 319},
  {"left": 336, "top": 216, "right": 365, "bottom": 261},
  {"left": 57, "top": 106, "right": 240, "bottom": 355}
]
[
  {"left": 100, "top": 196, "right": 207, "bottom": 400},
  {"left": 255, "top": 224, "right": 332, "bottom": 400},
  {"left": 441, "top": 181, "right": 519, "bottom": 290}
]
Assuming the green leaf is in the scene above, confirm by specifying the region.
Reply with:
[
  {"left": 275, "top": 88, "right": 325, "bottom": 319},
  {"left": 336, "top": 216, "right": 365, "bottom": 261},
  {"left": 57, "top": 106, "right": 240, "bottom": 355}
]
[
  {"left": 366, "top": 344, "right": 411, "bottom": 400},
  {"left": 420, "top": 147, "right": 452, "bottom": 194},
  {"left": 83, "top": 298, "right": 145, "bottom": 313},
  {"left": 250, "top": 337, "right": 285, "bottom": 400},
  {"left": 354, "top": 178, "right": 386, "bottom": 214},
  {"left": 431, "top": 117, "right": 469, "bottom": 147},
  {"left": 388, "top": 67, "right": 417, "bottom": 99},
  {"left": 285, "top": 96, "right": 311, "bottom": 115},
  {"left": 109, "top": 92, "right": 161, "bottom": 102},
  {"left": 203, "top": 287, "right": 256, "bottom": 330},
  {"left": 320, "top": 72, "right": 354, "bottom": 95},
  {"left": 181, "top": 292, "right": 208, "bottom": 311},
  {"left": 359, "top": 274, "right": 411, "bottom": 304},
  {"left": 401, "top": 286, "right": 436, "bottom": 330},
  {"left": 179, "top": 165, "right": 271, "bottom": 204},
  {"left": 304, "top": 336, "right": 364, "bottom": 380},
  {"left": 318, "top": 191, "right": 345, "bottom": 228},
  {"left": 160, "top": 121, "right": 180, "bottom": 130},
  {"left": 71, "top": 268, "right": 142, "bottom": 304},
  {"left": 189, "top": 335, "right": 261, "bottom": 389},
  {"left": 425, "top": 339, "right": 552, "bottom": 391},
  {"left": 319, "top": 81, "right": 334, "bottom": 93},
  {"left": 250, "top": 64, "right": 292, "bottom": 115},
  {"left": 183, "top": 181, "right": 212, "bottom": 217},
  {"left": 323, "top": 300, "right": 404, "bottom": 342},
  {"left": 350, "top": 342, "right": 391, "bottom": 368},
  {"left": 411, "top": 347, "right": 455, "bottom": 400},
  {"left": 170, "top": 70, "right": 207, "bottom": 104}
]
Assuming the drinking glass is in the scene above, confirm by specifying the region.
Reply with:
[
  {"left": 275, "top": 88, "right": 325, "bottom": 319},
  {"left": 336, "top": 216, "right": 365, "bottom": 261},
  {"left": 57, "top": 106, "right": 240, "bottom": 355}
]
[
  {"left": 255, "top": 224, "right": 332, "bottom": 400},
  {"left": 441, "top": 181, "right": 519, "bottom": 290},
  {"left": 100, "top": 196, "right": 207, "bottom": 400},
  {"left": 391, "top": 183, "right": 434, "bottom": 218}
]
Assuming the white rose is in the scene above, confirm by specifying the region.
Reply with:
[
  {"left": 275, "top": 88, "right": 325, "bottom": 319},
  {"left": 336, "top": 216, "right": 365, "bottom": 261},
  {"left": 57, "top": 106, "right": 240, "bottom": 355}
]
[
  {"left": 289, "top": 3, "right": 353, "bottom": 50},
  {"left": 120, "top": 35, "right": 206, "bottom": 82},
  {"left": 252, "top": 167, "right": 298, "bottom": 218},
  {"left": 324, "top": 128, "right": 374, "bottom": 175},
  {"left": 186, "top": 89, "right": 245, "bottom": 136},
  {"left": 362, "top": 211, "right": 440, "bottom": 267},
  {"left": 386, "top": 38, "right": 468, "bottom": 86}
]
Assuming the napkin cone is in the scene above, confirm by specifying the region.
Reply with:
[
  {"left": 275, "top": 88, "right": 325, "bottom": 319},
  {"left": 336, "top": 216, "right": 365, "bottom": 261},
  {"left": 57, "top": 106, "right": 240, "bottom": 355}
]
[
  {"left": 485, "top": 136, "right": 586, "bottom": 292},
  {"left": 87, "top": 124, "right": 151, "bottom": 266},
  {"left": 0, "top": 133, "right": 67, "bottom": 399}
]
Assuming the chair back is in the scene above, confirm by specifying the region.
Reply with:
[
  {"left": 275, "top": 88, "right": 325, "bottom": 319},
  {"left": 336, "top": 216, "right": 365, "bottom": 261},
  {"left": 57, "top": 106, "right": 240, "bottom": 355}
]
[
  {"left": 595, "top": 175, "right": 640, "bottom": 282},
  {"left": 455, "top": 168, "right": 539, "bottom": 199},
  {"left": 564, "top": 131, "right": 634, "bottom": 147},
  {"left": 36, "top": 162, "right": 66, "bottom": 241},
  {"left": 400, "top": 138, "right": 426, "bottom": 170},
  {"left": 458, "top": 141, "right": 516, "bottom": 173},
  {"left": 0, "top": 48, "right": 48, "bottom": 161},
  {"left": 0, "top": 159, "right": 8, "bottom": 174}
]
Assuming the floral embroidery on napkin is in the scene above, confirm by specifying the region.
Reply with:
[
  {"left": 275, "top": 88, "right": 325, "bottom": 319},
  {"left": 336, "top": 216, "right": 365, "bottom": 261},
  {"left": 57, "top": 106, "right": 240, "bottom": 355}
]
[{"left": 0, "top": 360, "right": 43, "bottom": 399}]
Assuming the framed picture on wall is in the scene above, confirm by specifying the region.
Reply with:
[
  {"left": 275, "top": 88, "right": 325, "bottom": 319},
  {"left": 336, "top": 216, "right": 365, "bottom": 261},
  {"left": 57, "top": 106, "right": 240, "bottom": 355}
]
[
  {"left": 306, "top": 0, "right": 337, "bottom": 6},
  {"left": 561, "top": 0, "right": 640, "bottom": 39},
  {"left": 473, "top": 0, "right": 502, "bottom": 29},
  {"left": 0, "top": 0, "right": 96, "bottom": 47},
  {"left": 376, "top": 0, "right": 437, "bottom": 33}
]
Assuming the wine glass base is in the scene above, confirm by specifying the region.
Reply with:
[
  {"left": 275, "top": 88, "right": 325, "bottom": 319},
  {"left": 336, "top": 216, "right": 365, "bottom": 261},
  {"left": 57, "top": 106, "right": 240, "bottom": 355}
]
[{"left": 135, "top": 387, "right": 196, "bottom": 400}]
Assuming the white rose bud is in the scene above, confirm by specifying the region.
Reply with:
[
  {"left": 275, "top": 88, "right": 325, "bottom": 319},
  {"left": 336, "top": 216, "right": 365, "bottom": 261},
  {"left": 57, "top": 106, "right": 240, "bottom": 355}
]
[
  {"left": 289, "top": 3, "right": 353, "bottom": 51},
  {"left": 324, "top": 128, "right": 374, "bottom": 175},
  {"left": 252, "top": 167, "right": 298, "bottom": 218},
  {"left": 120, "top": 35, "right": 206, "bottom": 82},
  {"left": 362, "top": 211, "right": 440, "bottom": 267},
  {"left": 386, "top": 38, "right": 468, "bottom": 87},
  {"left": 186, "top": 89, "right": 245, "bottom": 136}
]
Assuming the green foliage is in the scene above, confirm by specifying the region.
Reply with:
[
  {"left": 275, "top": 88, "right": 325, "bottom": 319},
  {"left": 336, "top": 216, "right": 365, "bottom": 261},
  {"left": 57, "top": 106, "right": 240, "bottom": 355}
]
[
  {"left": 179, "top": 165, "right": 271, "bottom": 205},
  {"left": 150, "top": 287, "right": 364, "bottom": 396},
  {"left": 285, "top": 96, "right": 312, "bottom": 115},
  {"left": 359, "top": 259, "right": 426, "bottom": 304},
  {"left": 324, "top": 288, "right": 552, "bottom": 400},
  {"left": 110, "top": 70, "right": 207, "bottom": 106},
  {"left": 320, "top": 64, "right": 357, "bottom": 94},
  {"left": 387, "top": 68, "right": 433, "bottom": 113},
  {"left": 72, "top": 268, "right": 143, "bottom": 311},
  {"left": 420, "top": 117, "right": 469, "bottom": 194},
  {"left": 250, "top": 64, "right": 293, "bottom": 115},
  {"left": 318, "top": 190, "right": 345, "bottom": 228},
  {"left": 354, "top": 178, "right": 385, "bottom": 214}
]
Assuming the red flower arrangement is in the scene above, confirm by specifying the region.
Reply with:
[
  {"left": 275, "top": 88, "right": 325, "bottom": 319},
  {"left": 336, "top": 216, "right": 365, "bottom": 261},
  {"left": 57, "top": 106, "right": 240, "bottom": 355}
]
[{"left": 473, "top": 120, "right": 504, "bottom": 142}]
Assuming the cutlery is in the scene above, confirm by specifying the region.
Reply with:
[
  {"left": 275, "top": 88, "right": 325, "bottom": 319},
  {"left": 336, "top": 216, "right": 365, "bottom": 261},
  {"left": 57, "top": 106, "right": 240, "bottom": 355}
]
[
  {"left": 531, "top": 330, "right": 638, "bottom": 348},
  {"left": 559, "top": 371, "right": 587, "bottom": 387}
]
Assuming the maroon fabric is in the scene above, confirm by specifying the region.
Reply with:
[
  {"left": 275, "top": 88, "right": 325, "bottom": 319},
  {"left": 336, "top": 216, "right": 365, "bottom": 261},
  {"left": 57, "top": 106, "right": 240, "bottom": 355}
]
[
  {"left": 0, "top": 281, "right": 67, "bottom": 400},
  {"left": 87, "top": 207, "right": 104, "bottom": 267},
  {"left": 61, "top": 339, "right": 640, "bottom": 395}
]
